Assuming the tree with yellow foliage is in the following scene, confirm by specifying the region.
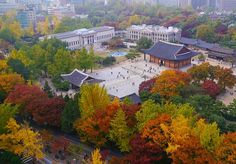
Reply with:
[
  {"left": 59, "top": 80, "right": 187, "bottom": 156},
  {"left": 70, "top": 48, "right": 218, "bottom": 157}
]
[
  {"left": 215, "top": 132, "right": 236, "bottom": 163},
  {"left": 8, "top": 21, "right": 22, "bottom": 38},
  {"left": 52, "top": 16, "right": 60, "bottom": 32},
  {"left": 194, "top": 119, "right": 223, "bottom": 152},
  {"left": 151, "top": 70, "right": 191, "bottom": 98},
  {"left": 0, "top": 60, "right": 8, "bottom": 73},
  {"left": 9, "top": 49, "right": 32, "bottom": 66},
  {"left": 0, "top": 73, "right": 24, "bottom": 93},
  {"left": 165, "top": 115, "right": 193, "bottom": 154},
  {"left": 37, "top": 17, "right": 50, "bottom": 35},
  {"left": 0, "top": 118, "right": 44, "bottom": 159},
  {"left": 24, "top": 23, "right": 34, "bottom": 36},
  {"left": 79, "top": 84, "right": 110, "bottom": 119},
  {"left": 90, "top": 148, "right": 104, "bottom": 164}
]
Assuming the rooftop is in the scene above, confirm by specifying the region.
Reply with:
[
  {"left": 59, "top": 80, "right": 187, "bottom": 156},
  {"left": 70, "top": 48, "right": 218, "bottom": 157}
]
[
  {"left": 61, "top": 69, "right": 103, "bottom": 87},
  {"left": 143, "top": 41, "right": 198, "bottom": 61},
  {"left": 179, "top": 37, "right": 217, "bottom": 49},
  {"left": 61, "top": 69, "right": 88, "bottom": 87},
  {"left": 179, "top": 37, "right": 236, "bottom": 55},
  {"left": 48, "top": 26, "right": 114, "bottom": 40},
  {"left": 120, "top": 93, "right": 141, "bottom": 104},
  {"left": 127, "top": 24, "right": 180, "bottom": 33}
]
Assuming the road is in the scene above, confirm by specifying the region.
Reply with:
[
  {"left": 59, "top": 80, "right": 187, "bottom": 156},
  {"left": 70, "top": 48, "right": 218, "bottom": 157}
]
[{"left": 30, "top": 123, "right": 122, "bottom": 163}]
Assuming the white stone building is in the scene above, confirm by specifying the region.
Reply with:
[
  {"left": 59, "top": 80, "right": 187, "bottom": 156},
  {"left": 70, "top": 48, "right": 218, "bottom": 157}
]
[
  {"left": 41, "top": 26, "right": 115, "bottom": 50},
  {"left": 126, "top": 24, "right": 181, "bottom": 43}
]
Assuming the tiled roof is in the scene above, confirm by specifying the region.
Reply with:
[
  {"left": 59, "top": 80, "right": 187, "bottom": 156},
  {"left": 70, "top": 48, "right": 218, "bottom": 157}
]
[
  {"left": 90, "top": 26, "right": 115, "bottom": 33},
  {"left": 120, "top": 93, "right": 141, "bottom": 104},
  {"left": 48, "top": 26, "right": 114, "bottom": 40},
  {"left": 209, "top": 46, "right": 235, "bottom": 55},
  {"left": 61, "top": 69, "right": 89, "bottom": 87},
  {"left": 127, "top": 24, "right": 180, "bottom": 34},
  {"left": 179, "top": 37, "right": 236, "bottom": 55},
  {"left": 179, "top": 37, "right": 216, "bottom": 49},
  {"left": 143, "top": 41, "right": 198, "bottom": 61}
]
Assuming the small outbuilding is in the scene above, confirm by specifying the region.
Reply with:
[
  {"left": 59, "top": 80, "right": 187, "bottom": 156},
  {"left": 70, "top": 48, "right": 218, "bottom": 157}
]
[{"left": 61, "top": 69, "right": 103, "bottom": 89}]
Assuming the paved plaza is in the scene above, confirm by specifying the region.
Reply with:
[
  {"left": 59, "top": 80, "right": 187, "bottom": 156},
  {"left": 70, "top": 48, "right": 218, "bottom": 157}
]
[{"left": 89, "top": 59, "right": 167, "bottom": 98}]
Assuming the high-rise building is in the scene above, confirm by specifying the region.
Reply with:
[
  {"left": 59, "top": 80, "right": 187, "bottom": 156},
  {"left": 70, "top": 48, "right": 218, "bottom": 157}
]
[
  {"left": 208, "top": 0, "right": 217, "bottom": 8},
  {"left": 191, "top": 0, "right": 207, "bottom": 9},
  {"left": 158, "top": 0, "right": 178, "bottom": 7},
  {"left": 178, "top": 0, "right": 191, "bottom": 8},
  {"left": 16, "top": 9, "right": 36, "bottom": 28},
  {"left": 158, "top": 0, "right": 192, "bottom": 8},
  {"left": 217, "top": 0, "right": 236, "bottom": 11},
  {"left": 0, "top": 2, "right": 21, "bottom": 15}
]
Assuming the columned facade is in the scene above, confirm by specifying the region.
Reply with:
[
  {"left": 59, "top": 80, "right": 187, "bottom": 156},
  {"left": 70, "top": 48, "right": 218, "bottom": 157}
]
[
  {"left": 149, "top": 55, "right": 191, "bottom": 69},
  {"left": 143, "top": 41, "right": 198, "bottom": 69}
]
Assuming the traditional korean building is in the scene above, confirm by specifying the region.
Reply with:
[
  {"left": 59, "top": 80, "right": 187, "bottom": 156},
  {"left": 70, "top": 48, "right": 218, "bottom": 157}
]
[
  {"left": 61, "top": 69, "right": 103, "bottom": 89},
  {"left": 208, "top": 46, "right": 236, "bottom": 61},
  {"left": 143, "top": 41, "right": 198, "bottom": 69},
  {"left": 179, "top": 37, "right": 236, "bottom": 62},
  {"left": 179, "top": 37, "right": 216, "bottom": 50}
]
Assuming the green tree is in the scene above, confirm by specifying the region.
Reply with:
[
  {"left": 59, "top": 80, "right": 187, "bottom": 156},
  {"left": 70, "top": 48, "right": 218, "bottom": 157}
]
[
  {"left": 188, "top": 95, "right": 227, "bottom": 131},
  {"left": 126, "top": 49, "right": 140, "bottom": 60},
  {"left": 101, "top": 56, "right": 116, "bottom": 66},
  {"left": 135, "top": 100, "right": 161, "bottom": 131},
  {"left": 0, "top": 91, "right": 6, "bottom": 103},
  {"left": 0, "top": 103, "right": 18, "bottom": 134},
  {"left": 0, "top": 151, "right": 22, "bottom": 164},
  {"left": 43, "top": 81, "right": 53, "bottom": 98},
  {"left": 0, "top": 28, "right": 16, "bottom": 43},
  {"left": 224, "top": 99, "right": 236, "bottom": 121},
  {"left": 48, "top": 49, "right": 73, "bottom": 77},
  {"left": 196, "top": 24, "right": 215, "bottom": 42},
  {"left": 109, "top": 109, "right": 130, "bottom": 152},
  {"left": 7, "top": 58, "right": 30, "bottom": 80},
  {"left": 61, "top": 99, "right": 80, "bottom": 133},
  {"left": 136, "top": 37, "right": 153, "bottom": 51},
  {"left": 88, "top": 47, "right": 96, "bottom": 73},
  {"left": 188, "top": 95, "right": 224, "bottom": 117},
  {"left": 54, "top": 17, "right": 92, "bottom": 33},
  {"left": 77, "top": 48, "right": 95, "bottom": 73}
]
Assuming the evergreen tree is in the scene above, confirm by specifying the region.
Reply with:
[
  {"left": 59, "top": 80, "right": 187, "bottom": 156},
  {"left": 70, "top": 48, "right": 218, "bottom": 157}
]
[{"left": 61, "top": 99, "right": 80, "bottom": 133}]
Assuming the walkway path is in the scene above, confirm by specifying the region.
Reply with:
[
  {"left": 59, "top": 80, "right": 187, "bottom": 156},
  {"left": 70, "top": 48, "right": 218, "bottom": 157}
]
[{"left": 30, "top": 123, "right": 122, "bottom": 163}]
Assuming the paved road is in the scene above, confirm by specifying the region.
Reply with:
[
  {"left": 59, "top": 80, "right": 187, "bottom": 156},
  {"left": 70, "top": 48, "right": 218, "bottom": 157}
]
[{"left": 30, "top": 123, "right": 122, "bottom": 163}]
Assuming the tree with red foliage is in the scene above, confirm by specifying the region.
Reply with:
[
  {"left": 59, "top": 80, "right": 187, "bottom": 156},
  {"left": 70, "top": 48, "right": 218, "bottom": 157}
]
[
  {"left": 74, "top": 99, "right": 120, "bottom": 146},
  {"left": 100, "top": 149, "right": 110, "bottom": 161},
  {"left": 126, "top": 134, "right": 166, "bottom": 164},
  {"left": 6, "top": 84, "right": 48, "bottom": 113},
  {"left": 169, "top": 135, "right": 216, "bottom": 164},
  {"left": 6, "top": 84, "right": 65, "bottom": 126},
  {"left": 215, "top": 132, "right": 236, "bottom": 163},
  {"left": 51, "top": 136, "right": 70, "bottom": 155},
  {"left": 215, "top": 24, "right": 228, "bottom": 35},
  {"left": 201, "top": 80, "right": 220, "bottom": 98},
  {"left": 121, "top": 104, "right": 140, "bottom": 128},
  {"left": 29, "top": 97, "right": 65, "bottom": 126},
  {"left": 141, "top": 114, "right": 172, "bottom": 149},
  {"left": 139, "top": 78, "right": 156, "bottom": 93}
]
